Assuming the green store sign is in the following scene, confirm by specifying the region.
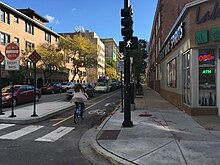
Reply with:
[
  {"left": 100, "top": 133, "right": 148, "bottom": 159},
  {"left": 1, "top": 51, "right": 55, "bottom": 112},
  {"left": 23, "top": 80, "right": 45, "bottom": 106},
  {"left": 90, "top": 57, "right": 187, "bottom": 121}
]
[
  {"left": 202, "top": 69, "right": 212, "bottom": 74},
  {"left": 195, "top": 27, "right": 220, "bottom": 44}
]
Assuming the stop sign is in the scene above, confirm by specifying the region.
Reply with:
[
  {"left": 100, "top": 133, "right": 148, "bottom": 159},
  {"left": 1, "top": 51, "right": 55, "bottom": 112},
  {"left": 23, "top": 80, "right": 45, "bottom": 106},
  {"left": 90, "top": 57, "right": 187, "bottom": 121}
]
[{"left": 5, "top": 42, "right": 20, "bottom": 60}]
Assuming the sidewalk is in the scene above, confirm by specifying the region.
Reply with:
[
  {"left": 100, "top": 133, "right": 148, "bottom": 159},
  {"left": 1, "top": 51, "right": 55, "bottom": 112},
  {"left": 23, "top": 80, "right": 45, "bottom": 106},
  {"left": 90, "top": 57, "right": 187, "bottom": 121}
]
[
  {"left": 0, "top": 101, "right": 72, "bottom": 124},
  {"left": 92, "top": 85, "right": 220, "bottom": 165}
]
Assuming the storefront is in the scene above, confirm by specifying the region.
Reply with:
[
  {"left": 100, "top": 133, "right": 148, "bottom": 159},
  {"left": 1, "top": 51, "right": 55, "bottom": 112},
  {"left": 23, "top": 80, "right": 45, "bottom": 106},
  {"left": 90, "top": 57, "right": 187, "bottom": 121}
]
[{"left": 159, "top": 0, "right": 220, "bottom": 115}]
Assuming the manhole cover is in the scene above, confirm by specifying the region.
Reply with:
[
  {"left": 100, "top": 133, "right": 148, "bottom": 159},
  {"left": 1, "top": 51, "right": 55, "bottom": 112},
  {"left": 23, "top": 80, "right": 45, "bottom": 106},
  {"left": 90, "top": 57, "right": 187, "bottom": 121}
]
[{"left": 98, "top": 130, "right": 121, "bottom": 140}]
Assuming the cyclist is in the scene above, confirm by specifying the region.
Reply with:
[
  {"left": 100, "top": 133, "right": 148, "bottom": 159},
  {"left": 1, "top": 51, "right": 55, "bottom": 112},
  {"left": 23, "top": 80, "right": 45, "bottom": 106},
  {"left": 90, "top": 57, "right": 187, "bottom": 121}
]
[{"left": 70, "top": 83, "right": 88, "bottom": 118}]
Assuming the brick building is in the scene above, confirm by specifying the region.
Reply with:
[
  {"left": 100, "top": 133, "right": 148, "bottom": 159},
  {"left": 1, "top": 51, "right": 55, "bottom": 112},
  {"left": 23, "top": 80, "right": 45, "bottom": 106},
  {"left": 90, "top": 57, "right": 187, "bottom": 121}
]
[
  {"left": 148, "top": 0, "right": 192, "bottom": 93},
  {"left": 148, "top": 0, "right": 220, "bottom": 115},
  {"left": 0, "top": 2, "right": 66, "bottom": 87}
]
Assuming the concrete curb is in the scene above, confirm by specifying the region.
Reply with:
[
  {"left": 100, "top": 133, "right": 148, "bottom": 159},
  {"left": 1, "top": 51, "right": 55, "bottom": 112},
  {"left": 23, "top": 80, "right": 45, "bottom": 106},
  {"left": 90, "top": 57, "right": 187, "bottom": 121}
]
[
  {"left": 80, "top": 101, "right": 137, "bottom": 165},
  {"left": 0, "top": 106, "right": 72, "bottom": 124}
]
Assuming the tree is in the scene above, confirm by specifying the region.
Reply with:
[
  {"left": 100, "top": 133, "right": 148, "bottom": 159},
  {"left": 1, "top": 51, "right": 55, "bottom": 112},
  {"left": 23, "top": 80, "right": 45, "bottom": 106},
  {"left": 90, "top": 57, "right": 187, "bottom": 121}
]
[
  {"left": 35, "top": 43, "right": 66, "bottom": 83},
  {"left": 58, "top": 35, "right": 97, "bottom": 81},
  {"left": 128, "top": 39, "right": 147, "bottom": 85},
  {"left": 105, "top": 60, "right": 117, "bottom": 80}
]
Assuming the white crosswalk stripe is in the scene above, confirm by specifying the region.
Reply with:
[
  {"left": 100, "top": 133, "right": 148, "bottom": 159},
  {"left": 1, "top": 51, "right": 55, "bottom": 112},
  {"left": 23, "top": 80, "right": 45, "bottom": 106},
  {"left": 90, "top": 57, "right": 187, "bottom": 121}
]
[
  {"left": 35, "top": 126, "right": 75, "bottom": 142},
  {"left": 0, "top": 123, "right": 15, "bottom": 130},
  {"left": 0, "top": 125, "right": 44, "bottom": 140}
]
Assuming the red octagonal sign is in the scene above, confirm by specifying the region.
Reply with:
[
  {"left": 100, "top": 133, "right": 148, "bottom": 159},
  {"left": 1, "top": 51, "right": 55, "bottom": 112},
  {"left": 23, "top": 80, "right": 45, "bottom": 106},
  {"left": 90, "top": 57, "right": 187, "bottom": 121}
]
[{"left": 5, "top": 42, "right": 20, "bottom": 60}]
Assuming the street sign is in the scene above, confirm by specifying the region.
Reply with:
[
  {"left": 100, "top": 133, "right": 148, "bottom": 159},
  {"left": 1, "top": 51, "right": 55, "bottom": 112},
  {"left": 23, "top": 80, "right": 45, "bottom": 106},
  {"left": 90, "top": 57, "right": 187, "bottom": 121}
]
[
  {"left": 116, "top": 60, "right": 124, "bottom": 72},
  {"left": 5, "top": 42, "right": 20, "bottom": 70},
  {"left": 5, "top": 42, "right": 19, "bottom": 60},
  {"left": 0, "top": 52, "right": 5, "bottom": 63},
  {"left": 29, "top": 50, "right": 41, "bottom": 63}
]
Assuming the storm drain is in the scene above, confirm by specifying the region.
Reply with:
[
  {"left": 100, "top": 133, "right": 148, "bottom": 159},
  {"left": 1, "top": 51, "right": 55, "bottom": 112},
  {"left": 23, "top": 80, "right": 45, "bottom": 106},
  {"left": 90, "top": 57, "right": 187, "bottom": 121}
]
[{"left": 97, "top": 130, "right": 121, "bottom": 140}]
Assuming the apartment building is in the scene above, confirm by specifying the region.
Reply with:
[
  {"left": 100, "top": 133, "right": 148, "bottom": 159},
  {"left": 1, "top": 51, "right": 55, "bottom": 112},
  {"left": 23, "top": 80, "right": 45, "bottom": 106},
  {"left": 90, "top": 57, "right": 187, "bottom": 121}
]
[
  {"left": 100, "top": 38, "right": 121, "bottom": 62},
  {"left": 101, "top": 38, "right": 122, "bottom": 79},
  {"left": 0, "top": 2, "right": 65, "bottom": 87},
  {"left": 148, "top": 0, "right": 192, "bottom": 93},
  {"left": 148, "top": 0, "right": 220, "bottom": 115},
  {"left": 59, "top": 30, "right": 106, "bottom": 83}
]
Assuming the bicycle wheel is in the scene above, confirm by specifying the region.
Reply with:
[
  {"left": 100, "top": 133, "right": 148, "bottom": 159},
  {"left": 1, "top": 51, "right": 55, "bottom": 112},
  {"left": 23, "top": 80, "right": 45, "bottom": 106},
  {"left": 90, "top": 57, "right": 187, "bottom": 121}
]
[{"left": 74, "top": 110, "right": 78, "bottom": 124}]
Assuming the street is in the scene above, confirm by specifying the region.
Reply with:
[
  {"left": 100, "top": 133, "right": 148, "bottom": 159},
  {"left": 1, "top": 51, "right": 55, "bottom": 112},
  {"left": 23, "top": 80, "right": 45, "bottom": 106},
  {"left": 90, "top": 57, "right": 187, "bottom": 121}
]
[{"left": 0, "top": 90, "right": 121, "bottom": 165}]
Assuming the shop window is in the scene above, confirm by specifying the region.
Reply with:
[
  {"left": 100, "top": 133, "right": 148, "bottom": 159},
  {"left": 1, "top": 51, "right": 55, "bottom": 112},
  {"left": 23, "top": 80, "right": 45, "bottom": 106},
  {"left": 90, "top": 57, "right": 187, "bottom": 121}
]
[
  {"left": 183, "top": 51, "right": 191, "bottom": 105},
  {"left": 167, "top": 58, "right": 176, "bottom": 88},
  {"left": 198, "top": 49, "right": 216, "bottom": 106}
]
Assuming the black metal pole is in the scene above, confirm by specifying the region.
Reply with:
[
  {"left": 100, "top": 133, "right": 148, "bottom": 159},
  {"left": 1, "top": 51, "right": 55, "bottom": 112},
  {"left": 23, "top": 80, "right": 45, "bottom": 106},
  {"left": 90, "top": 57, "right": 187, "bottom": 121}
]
[
  {"left": 120, "top": 70, "right": 124, "bottom": 112},
  {"left": 0, "top": 63, "right": 4, "bottom": 115},
  {"left": 9, "top": 73, "right": 16, "bottom": 117},
  {"left": 31, "top": 63, "right": 38, "bottom": 117},
  {"left": 122, "top": 0, "right": 133, "bottom": 127}
]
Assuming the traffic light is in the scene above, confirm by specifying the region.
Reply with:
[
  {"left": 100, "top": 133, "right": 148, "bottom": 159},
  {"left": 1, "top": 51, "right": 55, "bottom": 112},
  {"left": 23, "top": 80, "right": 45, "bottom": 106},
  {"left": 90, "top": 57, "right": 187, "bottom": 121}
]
[
  {"left": 119, "top": 41, "right": 124, "bottom": 53},
  {"left": 121, "top": 6, "right": 133, "bottom": 38}
]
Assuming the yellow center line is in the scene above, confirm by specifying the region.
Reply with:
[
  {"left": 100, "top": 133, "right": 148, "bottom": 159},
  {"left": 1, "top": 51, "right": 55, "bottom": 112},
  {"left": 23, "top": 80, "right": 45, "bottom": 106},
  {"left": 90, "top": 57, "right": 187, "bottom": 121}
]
[{"left": 52, "top": 92, "right": 119, "bottom": 126}]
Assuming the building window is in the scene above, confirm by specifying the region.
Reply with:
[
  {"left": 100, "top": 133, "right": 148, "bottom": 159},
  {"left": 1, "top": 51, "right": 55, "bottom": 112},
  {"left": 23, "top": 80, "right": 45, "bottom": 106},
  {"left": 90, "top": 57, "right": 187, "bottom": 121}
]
[
  {"left": 55, "top": 37, "right": 58, "bottom": 42},
  {"left": 0, "top": 32, "right": 10, "bottom": 45},
  {"left": 26, "top": 22, "right": 34, "bottom": 34},
  {"left": 0, "top": 9, "right": 9, "bottom": 24},
  {"left": 14, "top": 37, "right": 19, "bottom": 43},
  {"left": 183, "top": 51, "right": 191, "bottom": 105},
  {"left": 14, "top": 16, "right": 19, "bottom": 23},
  {"left": 25, "top": 41, "right": 35, "bottom": 51},
  {"left": 45, "top": 33, "right": 51, "bottom": 43},
  {"left": 198, "top": 49, "right": 216, "bottom": 106},
  {"left": 167, "top": 58, "right": 177, "bottom": 88}
]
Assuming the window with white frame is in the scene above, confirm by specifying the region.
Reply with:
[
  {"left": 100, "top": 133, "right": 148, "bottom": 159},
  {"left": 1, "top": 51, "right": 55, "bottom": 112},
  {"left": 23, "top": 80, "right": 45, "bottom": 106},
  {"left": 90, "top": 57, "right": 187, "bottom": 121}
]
[
  {"left": 0, "top": 32, "right": 10, "bottom": 45},
  {"left": 14, "top": 15, "right": 19, "bottom": 23},
  {"left": 183, "top": 51, "right": 191, "bottom": 105},
  {"left": 45, "top": 33, "right": 51, "bottom": 43},
  {"left": 14, "top": 37, "right": 19, "bottom": 44},
  {"left": 26, "top": 22, "right": 34, "bottom": 34},
  {"left": 0, "top": 9, "right": 9, "bottom": 24},
  {"left": 25, "top": 41, "right": 35, "bottom": 51}
]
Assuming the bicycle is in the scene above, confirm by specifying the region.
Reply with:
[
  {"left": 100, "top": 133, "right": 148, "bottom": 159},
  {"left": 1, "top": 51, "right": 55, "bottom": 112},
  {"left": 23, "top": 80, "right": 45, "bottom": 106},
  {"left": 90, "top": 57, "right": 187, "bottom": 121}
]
[{"left": 73, "top": 103, "right": 84, "bottom": 124}]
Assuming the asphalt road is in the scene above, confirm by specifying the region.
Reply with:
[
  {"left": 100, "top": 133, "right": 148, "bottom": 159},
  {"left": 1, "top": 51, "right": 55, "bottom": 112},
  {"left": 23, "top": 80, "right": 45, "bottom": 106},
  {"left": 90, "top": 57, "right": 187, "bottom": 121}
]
[{"left": 0, "top": 89, "right": 121, "bottom": 165}]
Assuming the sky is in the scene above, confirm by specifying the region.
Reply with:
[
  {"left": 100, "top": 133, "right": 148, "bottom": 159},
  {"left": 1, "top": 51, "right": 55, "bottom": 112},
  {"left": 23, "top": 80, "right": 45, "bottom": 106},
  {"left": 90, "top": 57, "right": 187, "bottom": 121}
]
[{"left": 1, "top": 0, "right": 157, "bottom": 44}]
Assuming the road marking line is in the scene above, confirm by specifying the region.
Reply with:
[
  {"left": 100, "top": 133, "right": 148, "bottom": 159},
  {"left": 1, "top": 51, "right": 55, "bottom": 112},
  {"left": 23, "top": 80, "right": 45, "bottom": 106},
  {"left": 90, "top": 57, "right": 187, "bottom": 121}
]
[
  {"left": 0, "top": 124, "right": 15, "bottom": 130},
  {"left": 52, "top": 92, "right": 119, "bottom": 126},
  {"left": 35, "top": 126, "right": 74, "bottom": 142},
  {"left": 0, "top": 125, "right": 44, "bottom": 140},
  {"left": 52, "top": 115, "right": 74, "bottom": 126}
]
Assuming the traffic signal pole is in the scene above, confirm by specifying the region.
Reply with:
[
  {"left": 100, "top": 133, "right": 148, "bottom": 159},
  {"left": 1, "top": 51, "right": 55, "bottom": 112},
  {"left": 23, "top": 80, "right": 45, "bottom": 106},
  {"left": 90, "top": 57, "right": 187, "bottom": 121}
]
[{"left": 122, "top": 0, "right": 133, "bottom": 127}]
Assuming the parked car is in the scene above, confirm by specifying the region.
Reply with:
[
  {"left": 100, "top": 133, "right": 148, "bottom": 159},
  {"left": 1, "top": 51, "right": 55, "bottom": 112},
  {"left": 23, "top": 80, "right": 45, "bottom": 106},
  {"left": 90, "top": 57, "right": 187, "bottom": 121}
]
[
  {"left": 61, "top": 82, "right": 75, "bottom": 91},
  {"left": 41, "top": 82, "right": 62, "bottom": 94},
  {"left": 94, "top": 82, "right": 111, "bottom": 93},
  {"left": 1, "top": 85, "right": 41, "bottom": 107},
  {"left": 66, "top": 83, "right": 94, "bottom": 99},
  {"left": 82, "top": 83, "right": 95, "bottom": 98}
]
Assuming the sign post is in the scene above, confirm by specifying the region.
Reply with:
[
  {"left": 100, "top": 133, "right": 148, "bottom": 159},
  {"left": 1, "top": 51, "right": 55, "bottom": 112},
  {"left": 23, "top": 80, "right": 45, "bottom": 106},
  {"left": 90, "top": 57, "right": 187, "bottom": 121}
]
[
  {"left": 29, "top": 50, "right": 41, "bottom": 117},
  {"left": 5, "top": 42, "right": 20, "bottom": 118},
  {"left": 0, "top": 52, "right": 5, "bottom": 115}
]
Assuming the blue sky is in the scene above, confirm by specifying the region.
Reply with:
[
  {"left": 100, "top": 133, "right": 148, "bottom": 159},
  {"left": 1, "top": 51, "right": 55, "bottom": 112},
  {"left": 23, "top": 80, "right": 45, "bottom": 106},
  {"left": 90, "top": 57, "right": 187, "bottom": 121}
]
[{"left": 1, "top": 0, "right": 157, "bottom": 43}]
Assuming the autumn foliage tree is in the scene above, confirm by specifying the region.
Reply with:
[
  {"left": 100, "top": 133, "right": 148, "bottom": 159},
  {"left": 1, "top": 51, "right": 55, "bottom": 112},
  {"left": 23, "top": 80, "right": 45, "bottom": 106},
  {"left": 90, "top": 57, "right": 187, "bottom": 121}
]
[
  {"left": 36, "top": 43, "right": 65, "bottom": 82},
  {"left": 58, "top": 35, "right": 97, "bottom": 81},
  {"left": 105, "top": 60, "right": 117, "bottom": 80}
]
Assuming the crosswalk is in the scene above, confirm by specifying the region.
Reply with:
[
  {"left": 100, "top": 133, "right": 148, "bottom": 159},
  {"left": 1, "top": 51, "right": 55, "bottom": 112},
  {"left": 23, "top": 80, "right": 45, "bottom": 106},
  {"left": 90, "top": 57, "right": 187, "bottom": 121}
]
[{"left": 0, "top": 123, "right": 75, "bottom": 142}]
